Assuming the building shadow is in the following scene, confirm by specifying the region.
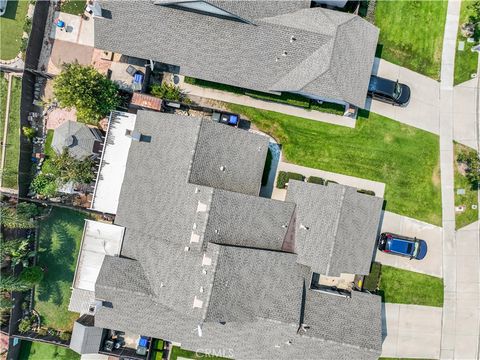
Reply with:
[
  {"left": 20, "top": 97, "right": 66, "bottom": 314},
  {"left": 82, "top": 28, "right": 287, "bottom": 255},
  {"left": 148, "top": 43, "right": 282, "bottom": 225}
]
[{"left": 3, "top": 0, "right": 19, "bottom": 20}]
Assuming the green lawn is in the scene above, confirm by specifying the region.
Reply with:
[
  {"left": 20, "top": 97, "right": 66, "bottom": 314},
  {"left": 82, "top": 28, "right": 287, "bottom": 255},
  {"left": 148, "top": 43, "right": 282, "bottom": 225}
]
[
  {"left": 379, "top": 265, "right": 444, "bottom": 307},
  {"left": 2, "top": 76, "right": 21, "bottom": 188},
  {"left": 19, "top": 340, "right": 80, "bottom": 360},
  {"left": 454, "top": 143, "right": 479, "bottom": 229},
  {"left": 0, "top": 73, "right": 7, "bottom": 162},
  {"left": 227, "top": 104, "right": 442, "bottom": 225},
  {"left": 61, "top": 0, "right": 86, "bottom": 15},
  {"left": 454, "top": 0, "right": 479, "bottom": 85},
  {"left": 375, "top": 0, "right": 448, "bottom": 79},
  {"left": 170, "top": 346, "right": 231, "bottom": 360},
  {"left": 0, "top": 0, "right": 29, "bottom": 60},
  {"left": 34, "top": 207, "right": 89, "bottom": 331}
]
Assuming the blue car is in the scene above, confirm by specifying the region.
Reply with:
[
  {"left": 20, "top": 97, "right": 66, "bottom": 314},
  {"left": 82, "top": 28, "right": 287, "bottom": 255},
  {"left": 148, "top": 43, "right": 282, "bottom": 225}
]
[{"left": 378, "top": 232, "right": 427, "bottom": 260}]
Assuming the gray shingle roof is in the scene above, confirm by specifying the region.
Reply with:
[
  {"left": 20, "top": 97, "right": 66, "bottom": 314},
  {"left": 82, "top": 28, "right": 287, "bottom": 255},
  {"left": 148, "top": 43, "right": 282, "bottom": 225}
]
[
  {"left": 91, "top": 110, "right": 382, "bottom": 359},
  {"left": 94, "top": 1, "right": 378, "bottom": 108},
  {"left": 286, "top": 181, "right": 383, "bottom": 276},
  {"left": 52, "top": 121, "right": 101, "bottom": 160},
  {"left": 70, "top": 315, "right": 104, "bottom": 355},
  {"left": 204, "top": 189, "right": 296, "bottom": 251}
]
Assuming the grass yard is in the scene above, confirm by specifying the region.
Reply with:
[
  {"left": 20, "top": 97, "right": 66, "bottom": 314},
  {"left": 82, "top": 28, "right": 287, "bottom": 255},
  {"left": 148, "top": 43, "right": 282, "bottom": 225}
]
[
  {"left": 60, "top": 0, "right": 86, "bottom": 15},
  {"left": 19, "top": 340, "right": 80, "bottom": 360},
  {"left": 0, "top": 0, "right": 29, "bottom": 60},
  {"left": 375, "top": 0, "right": 448, "bottom": 79},
  {"left": 170, "top": 346, "right": 231, "bottom": 360},
  {"left": 454, "top": 0, "right": 479, "bottom": 85},
  {"left": 379, "top": 265, "right": 444, "bottom": 307},
  {"left": 0, "top": 73, "right": 7, "bottom": 162},
  {"left": 227, "top": 104, "right": 442, "bottom": 225},
  {"left": 2, "top": 76, "right": 22, "bottom": 188},
  {"left": 34, "top": 207, "right": 89, "bottom": 331},
  {"left": 454, "top": 143, "right": 479, "bottom": 229}
]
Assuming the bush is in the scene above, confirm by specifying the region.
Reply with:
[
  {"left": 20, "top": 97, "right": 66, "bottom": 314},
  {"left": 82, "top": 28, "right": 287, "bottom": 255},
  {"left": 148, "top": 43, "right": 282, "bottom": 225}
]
[
  {"left": 16, "top": 202, "right": 40, "bottom": 219},
  {"left": 325, "top": 180, "right": 338, "bottom": 185},
  {"left": 19, "top": 266, "right": 44, "bottom": 286},
  {"left": 363, "top": 262, "right": 381, "bottom": 292},
  {"left": 457, "top": 148, "right": 480, "bottom": 185},
  {"left": 59, "top": 332, "right": 72, "bottom": 341},
  {"left": 150, "top": 83, "right": 190, "bottom": 103},
  {"left": 276, "top": 171, "right": 304, "bottom": 189},
  {"left": 22, "top": 126, "right": 36, "bottom": 140},
  {"left": 261, "top": 148, "right": 273, "bottom": 186},
  {"left": 357, "top": 189, "right": 376, "bottom": 196},
  {"left": 307, "top": 176, "right": 325, "bottom": 185},
  {"left": 23, "top": 17, "right": 32, "bottom": 34},
  {"left": 37, "top": 327, "right": 48, "bottom": 336},
  {"left": 18, "top": 317, "right": 33, "bottom": 333},
  {"left": 31, "top": 174, "right": 58, "bottom": 197}
]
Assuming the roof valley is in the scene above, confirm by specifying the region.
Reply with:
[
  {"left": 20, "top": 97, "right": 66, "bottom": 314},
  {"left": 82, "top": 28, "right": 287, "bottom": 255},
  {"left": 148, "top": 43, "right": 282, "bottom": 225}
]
[{"left": 324, "top": 186, "right": 346, "bottom": 275}]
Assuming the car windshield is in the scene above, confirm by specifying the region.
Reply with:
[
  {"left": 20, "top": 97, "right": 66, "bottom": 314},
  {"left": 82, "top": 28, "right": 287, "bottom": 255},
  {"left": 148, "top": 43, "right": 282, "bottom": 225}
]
[
  {"left": 413, "top": 241, "right": 419, "bottom": 256},
  {"left": 394, "top": 82, "right": 402, "bottom": 99}
]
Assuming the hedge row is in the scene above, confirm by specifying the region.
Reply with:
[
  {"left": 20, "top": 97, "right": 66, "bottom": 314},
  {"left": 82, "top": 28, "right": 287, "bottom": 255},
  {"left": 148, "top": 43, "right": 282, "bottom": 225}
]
[
  {"left": 276, "top": 171, "right": 305, "bottom": 189},
  {"left": 363, "top": 262, "right": 382, "bottom": 292}
]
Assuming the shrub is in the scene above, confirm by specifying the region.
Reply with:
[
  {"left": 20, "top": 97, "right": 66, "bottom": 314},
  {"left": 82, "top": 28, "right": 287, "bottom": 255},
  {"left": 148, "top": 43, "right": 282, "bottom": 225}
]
[
  {"left": 23, "top": 17, "right": 32, "bottom": 34},
  {"left": 22, "top": 126, "right": 36, "bottom": 140},
  {"left": 16, "top": 202, "right": 40, "bottom": 219},
  {"left": 31, "top": 174, "right": 58, "bottom": 197},
  {"left": 276, "top": 171, "right": 304, "bottom": 189},
  {"left": 457, "top": 148, "right": 480, "bottom": 185},
  {"left": 37, "top": 328, "right": 48, "bottom": 336},
  {"left": 363, "top": 262, "right": 381, "bottom": 292},
  {"left": 357, "top": 189, "right": 376, "bottom": 196},
  {"left": 307, "top": 176, "right": 325, "bottom": 185},
  {"left": 261, "top": 148, "right": 273, "bottom": 186},
  {"left": 150, "top": 83, "right": 190, "bottom": 103},
  {"left": 325, "top": 180, "right": 338, "bottom": 185},
  {"left": 59, "top": 332, "right": 72, "bottom": 341},
  {"left": 18, "top": 317, "right": 33, "bottom": 333},
  {"left": 19, "top": 266, "right": 44, "bottom": 286}
]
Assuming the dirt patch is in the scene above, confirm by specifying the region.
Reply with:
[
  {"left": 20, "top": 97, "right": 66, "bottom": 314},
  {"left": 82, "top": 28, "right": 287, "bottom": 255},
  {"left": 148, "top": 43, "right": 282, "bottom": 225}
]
[{"left": 432, "top": 162, "right": 441, "bottom": 188}]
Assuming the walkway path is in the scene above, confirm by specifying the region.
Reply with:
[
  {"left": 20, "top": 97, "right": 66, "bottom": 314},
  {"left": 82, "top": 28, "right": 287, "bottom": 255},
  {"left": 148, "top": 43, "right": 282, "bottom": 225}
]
[
  {"left": 440, "top": 1, "right": 480, "bottom": 359},
  {"left": 0, "top": 73, "right": 13, "bottom": 187},
  {"left": 381, "top": 303, "right": 443, "bottom": 359},
  {"left": 179, "top": 79, "right": 356, "bottom": 128}
]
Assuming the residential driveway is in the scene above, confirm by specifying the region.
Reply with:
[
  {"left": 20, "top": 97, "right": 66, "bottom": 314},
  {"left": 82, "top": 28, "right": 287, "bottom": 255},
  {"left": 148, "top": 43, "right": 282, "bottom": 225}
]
[
  {"left": 453, "top": 77, "right": 479, "bottom": 150},
  {"left": 368, "top": 58, "right": 441, "bottom": 135},
  {"left": 381, "top": 303, "right": 442, "bottom": 359},
  {"left": 374, "top": 211, "right": 443, "bottom": 277}
]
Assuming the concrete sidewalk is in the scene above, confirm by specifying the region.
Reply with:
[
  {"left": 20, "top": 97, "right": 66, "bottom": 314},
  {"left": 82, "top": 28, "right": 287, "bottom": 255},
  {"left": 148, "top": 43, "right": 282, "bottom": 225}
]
[
  {"left": 180, "top": 79, "right": 356, "bottom": 128},
  {"left": 382, "top": 303, "right": 443, "bottom": 359},
  {"left": 375, "top": 211, "right": 443, "bottom": 278}
]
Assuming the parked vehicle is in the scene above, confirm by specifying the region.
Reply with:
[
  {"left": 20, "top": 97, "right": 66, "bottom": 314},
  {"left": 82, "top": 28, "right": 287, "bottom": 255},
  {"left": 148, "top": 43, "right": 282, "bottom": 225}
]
[
  {"left": 368, "top": 75, "right": 411, "bottom": 106},
  {"left": 378, "top": 232, "right": 427, "bottom": 260}
]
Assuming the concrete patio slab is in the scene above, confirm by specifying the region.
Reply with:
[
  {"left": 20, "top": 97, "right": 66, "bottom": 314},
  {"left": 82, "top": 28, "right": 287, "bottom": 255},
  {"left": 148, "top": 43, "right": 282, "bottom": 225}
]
[
  {"left": 374, "top": 211, "right": 443, "bottom": 277},
  {"left": 50, "top": 12, "right": 94, "bottom": 47}
]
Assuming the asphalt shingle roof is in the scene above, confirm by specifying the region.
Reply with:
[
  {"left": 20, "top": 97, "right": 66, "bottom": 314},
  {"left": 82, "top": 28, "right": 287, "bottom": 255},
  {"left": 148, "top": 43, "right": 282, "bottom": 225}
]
[
  {"left": 286, "top": 181, "right": 383, "bottom": 276},
  {"left": 52, "top": 121, "right": 101, "bottom": 160},
  {"left": 94, "top": 0, "right": 379, "bottom": 107}
]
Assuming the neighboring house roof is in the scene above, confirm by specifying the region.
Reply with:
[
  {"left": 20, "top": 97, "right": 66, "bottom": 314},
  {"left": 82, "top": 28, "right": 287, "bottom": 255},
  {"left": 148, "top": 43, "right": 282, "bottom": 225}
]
[
  {"left": 70, "top": 315, "right": 104, "bottom": 355},
  {"left": 52, "top": 120, "right": 101, "bottom": 160},
  {"left": 86, "top": 110, "right": 383, "bottom": 359},
  {"left": 94, "top": 0, "right": 379, "bottom": 108},
  {"left": 286, "top": 180, "right": 383, "bottom": 276}
]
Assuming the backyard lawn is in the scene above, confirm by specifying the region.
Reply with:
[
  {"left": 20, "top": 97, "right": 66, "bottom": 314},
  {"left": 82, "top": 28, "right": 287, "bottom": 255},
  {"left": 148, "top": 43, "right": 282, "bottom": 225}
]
[
  {"left": 0, "top": 73, "right": 7, "bottom": 162},
  {"left": 454, "top": 143, "right": 479, "bottom": 229},
  {"left": 2, "top": 76, "right": 22, "bottom": 188},
  {"left": 19, "top": 340, "right": 80, "bottom": 360},
  {"left": 227, "top": 104, "right": 442, "bottom": 225},
  {"left": 34, "top": 207, "right": 89, "bottom": 332},
  {"left": 0, "top": 0, "right": 29, "bottom": 60},
  {"left": 379, "top": 265, "right": 444, "bottom": 307},
  {"left": 375, "top": 0, "right": 448, "bottom": 79},
  {"left": 60, "top": 0, "right": 86, "bottom": 15},
  {"left": 170, "top": 346, "right": 231, "bottom": 360},
  {"left": 454, "top": 0, "right": 479, "bottom": 85}
]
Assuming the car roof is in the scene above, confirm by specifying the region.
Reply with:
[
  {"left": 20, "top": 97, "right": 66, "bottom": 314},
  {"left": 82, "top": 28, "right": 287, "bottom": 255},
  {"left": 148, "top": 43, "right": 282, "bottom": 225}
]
[
  {"left": 369, "top": 76, "right": 396, "bottom": 96},
  {"left": 388, "top": 237, "right": 414, "bottom": 254}
]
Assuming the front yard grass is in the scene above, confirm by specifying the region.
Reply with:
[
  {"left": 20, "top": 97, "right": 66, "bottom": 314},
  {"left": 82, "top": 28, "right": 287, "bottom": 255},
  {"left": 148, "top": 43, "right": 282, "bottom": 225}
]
[
  {"left": 454, "top": 143, "right": 479, "bottom": 229},
  {"left": 2, "top": 76, "right": 22, "bottom": 188},
  {"left": 19, "top": 340, "right": 80, "bottom": 360},
  {"left": 454, "top": 0, "right": 479, "bottom": 85},
  {"left": 0, "top": 0, "right": 29, "bottom": 60},
  {"left": 227, "top": 104, "right": 442, "bottom": 225},
  {"left": 379, "top": 265, "right": 444, "bottom": 307},
  {"left": 0, "top": 73, "right": 7, "bottom": 162},
  {"left": 170, "top": 346, "right": 230, "bottom": 360},
  {"left": 375, "top": 0, "right": 448, "bottom": 79},
  {"left": 34, "top": 207, "right": 89, "bottom": 331}
]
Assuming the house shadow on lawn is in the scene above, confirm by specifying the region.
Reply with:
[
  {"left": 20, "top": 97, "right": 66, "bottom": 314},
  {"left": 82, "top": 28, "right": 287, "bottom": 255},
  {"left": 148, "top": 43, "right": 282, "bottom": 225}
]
[{"left": 2, "top": 0, "right": 19, "bottom": 20}]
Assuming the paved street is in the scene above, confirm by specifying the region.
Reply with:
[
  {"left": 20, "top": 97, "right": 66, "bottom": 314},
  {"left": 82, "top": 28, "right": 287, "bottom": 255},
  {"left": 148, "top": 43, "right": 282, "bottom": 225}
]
[
  {"left": 375, "top": 211, "right": 443, "bottom": 278},
  {"left": 381, "top": 303, "right": 443, "bottom": 359}
]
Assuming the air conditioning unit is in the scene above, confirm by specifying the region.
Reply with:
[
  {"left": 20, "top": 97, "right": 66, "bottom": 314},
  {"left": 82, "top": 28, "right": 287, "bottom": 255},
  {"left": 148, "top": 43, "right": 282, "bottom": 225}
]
[{"left": 88, "top": 300, "right": 103, "bottom": 315}]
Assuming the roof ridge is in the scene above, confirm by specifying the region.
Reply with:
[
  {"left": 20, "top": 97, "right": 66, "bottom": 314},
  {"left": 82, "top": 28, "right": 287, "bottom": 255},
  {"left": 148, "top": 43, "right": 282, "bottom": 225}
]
[{"left": 324, "top": 186, "right": 346, "bottom": 275}]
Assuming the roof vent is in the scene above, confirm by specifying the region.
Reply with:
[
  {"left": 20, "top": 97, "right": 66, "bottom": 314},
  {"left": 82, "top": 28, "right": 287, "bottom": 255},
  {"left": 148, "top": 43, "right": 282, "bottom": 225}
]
[
  {"left": 220, "top": 166, "right": 226, "bottom": 172},
  {"left": 214, "top": 229, "right": 219, "bottom": 234},
  {"left": 202, "top": 269, "right": 207, "bottom": 275},
  {"left": 193, "top": 296, "right": 203, "bottom": 309},
  {"left": 184, "top": 246, "right": 190, "bottom": 252},
  {"left": 281, "top": 224, "right": 288, "bottom": 229},
  {"left": 282, "top": 51, "right": 288, "bottom": 56},
  {"left": 275, "top": 57, "right": 279, "bottom": 62},
  {"left": 65, "top": 135, "right": 76, "bottom": 147},
  {"left": 300, "top": 224, "right": 310, "bottom": 230},
  {"left": 199, "top": 286, "right": 204, "bottom": 293},
  {"left": 125, "top": 129, "right": 142, "bottom": 141},
  {"left": 88, "top": 300, "right": 103, "bottom": 315},
  {"left": 160, "top": 282, "right": 165, "bottom": 288},
  {"left": 290, "top": 36, "right": 296, "bottom": 42}
]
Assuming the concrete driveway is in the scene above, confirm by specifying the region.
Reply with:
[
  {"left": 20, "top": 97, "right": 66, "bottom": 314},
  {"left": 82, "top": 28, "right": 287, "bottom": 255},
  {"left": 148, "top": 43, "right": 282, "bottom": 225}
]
[
  {"left": 381, "top": 303, "right": 442, "bottom": 359},
  {"left": 369, "top": 58, "right": 441, "bottom": 135},
  {"left": 374, "top": 211, "right": 443, "bottom": 277}
]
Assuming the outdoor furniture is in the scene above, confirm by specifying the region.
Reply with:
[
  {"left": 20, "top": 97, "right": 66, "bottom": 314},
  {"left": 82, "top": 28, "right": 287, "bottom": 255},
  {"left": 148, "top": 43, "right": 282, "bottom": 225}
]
[
  {"left": 126, "top": 65, "right": 137, "bottom": 76},
  {"left": 132, "top": 72, "right": 144, "bottom": 92}
]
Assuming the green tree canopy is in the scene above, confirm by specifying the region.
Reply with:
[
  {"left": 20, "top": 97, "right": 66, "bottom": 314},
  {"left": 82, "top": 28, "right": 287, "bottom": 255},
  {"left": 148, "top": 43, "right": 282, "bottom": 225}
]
[
  {"left": 50, "top": 148, "right": 95, "bottom": 184},
  {"left": 53, "top": 63, "right": 120, "bottom": 124}
]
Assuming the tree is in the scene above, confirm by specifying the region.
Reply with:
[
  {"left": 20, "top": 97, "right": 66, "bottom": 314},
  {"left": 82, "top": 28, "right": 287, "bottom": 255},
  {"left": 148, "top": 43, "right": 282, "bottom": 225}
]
[
  {"left": 0, "top": 207, "right": 33, "bottom": 229},
  {"left": 50, "top": 148, "right": 95, "bottom": 184},
  {"left": 31, "top": 173, "right": 58, "bottom": 197},
  {"left": 150, "top": 83, "right": 191, "bottom": 103},
  {"left": 0, "top": 239, "right": 36, "bottom": 268},
  {"left": 19, "top": 266, "right": 44, "bottom": 285},
  {"left": 22, "top": 126, "right": 36, "bottom": 140},
  {"left": 53, "top": 63, "right": 120, "bottom": 124}
]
